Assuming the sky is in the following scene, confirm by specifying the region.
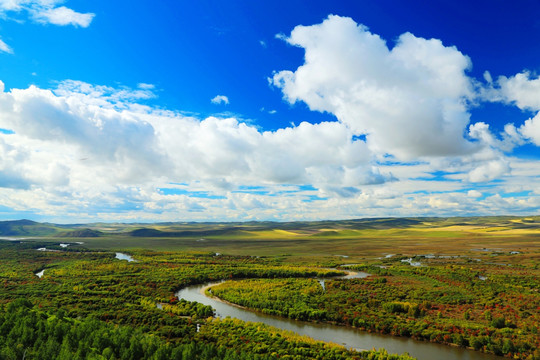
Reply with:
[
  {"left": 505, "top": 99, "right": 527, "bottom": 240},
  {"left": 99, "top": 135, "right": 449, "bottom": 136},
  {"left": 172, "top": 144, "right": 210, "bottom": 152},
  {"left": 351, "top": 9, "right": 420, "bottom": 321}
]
[{"left": 0, "top": 0, "right": 539, "bottom": 223}]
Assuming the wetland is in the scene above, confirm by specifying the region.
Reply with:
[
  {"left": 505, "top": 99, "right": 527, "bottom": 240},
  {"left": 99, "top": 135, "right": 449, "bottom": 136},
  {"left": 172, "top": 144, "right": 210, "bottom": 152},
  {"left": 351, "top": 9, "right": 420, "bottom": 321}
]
[{"left": 0, "top": 216, "right": 538, "bottom": 359}]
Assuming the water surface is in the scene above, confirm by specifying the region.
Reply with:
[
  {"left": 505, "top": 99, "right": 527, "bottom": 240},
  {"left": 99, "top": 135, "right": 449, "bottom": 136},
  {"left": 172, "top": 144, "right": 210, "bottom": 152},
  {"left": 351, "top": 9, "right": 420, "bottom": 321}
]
[
  {"left": 115, "top": 252, "right": 136, "bottom": 262},
  {"left": 177, "top": 279, "right": 499, "bottom": 360}
]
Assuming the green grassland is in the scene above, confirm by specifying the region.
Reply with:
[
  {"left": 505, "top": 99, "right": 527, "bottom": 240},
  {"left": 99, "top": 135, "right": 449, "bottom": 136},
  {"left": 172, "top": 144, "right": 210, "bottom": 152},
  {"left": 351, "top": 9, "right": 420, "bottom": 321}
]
[{"left": 7, "top": 216, "right": 538, "bottom": 263}]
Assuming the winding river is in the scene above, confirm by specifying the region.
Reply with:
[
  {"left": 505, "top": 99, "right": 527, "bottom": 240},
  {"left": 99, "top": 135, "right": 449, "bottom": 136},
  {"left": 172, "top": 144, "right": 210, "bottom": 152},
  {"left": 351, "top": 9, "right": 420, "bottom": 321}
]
[{"left": 176, "top": 273, "right": 499, "bottom": 360}]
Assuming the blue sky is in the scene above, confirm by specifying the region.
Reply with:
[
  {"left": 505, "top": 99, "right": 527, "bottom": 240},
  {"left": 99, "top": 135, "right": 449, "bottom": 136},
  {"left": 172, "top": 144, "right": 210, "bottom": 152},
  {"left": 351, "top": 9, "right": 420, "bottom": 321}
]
[{"left": 0, "top": 0, "right": 539, "bottom": 222}]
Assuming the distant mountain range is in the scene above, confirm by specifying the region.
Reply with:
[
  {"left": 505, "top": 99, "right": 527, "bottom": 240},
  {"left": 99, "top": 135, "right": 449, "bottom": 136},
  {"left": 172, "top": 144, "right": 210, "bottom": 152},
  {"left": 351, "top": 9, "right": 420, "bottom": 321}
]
[
  {"left": 0, "top": 219, "right": 59, "bottom": 236},
  {"left": 0, "top": 220, "right": 101, "bottom": 237},
  {"left": 0, "top": 216, "right": 538, "bottom": 238}
]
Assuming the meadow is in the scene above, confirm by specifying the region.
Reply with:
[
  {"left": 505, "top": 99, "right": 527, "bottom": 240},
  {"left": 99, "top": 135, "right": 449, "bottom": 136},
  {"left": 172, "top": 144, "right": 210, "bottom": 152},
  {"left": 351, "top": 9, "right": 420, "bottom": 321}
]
[{"left": 8, "top": 216, "right": 537, "bottom": 259}]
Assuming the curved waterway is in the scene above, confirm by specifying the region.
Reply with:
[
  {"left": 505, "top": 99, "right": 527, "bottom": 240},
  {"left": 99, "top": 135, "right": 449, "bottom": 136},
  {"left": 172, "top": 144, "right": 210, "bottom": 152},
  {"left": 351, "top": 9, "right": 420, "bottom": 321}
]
[{"left": 177, "top": 274, "right": 499, "bottom": 360}]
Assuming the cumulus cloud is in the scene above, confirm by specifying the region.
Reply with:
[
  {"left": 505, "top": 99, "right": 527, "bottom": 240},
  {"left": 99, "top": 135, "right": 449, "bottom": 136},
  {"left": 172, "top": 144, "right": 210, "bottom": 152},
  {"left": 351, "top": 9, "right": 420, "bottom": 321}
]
[
  {"left": 0, "top": 138, "right": 32, "bottom": 189},
  {"left": 1, "top": 79, "right": 533, "bottom": 221},
  {"left": 481, "top": 71, "right": 540, "bottom": 147},
  {"left": 0, "top": 14, "right": 538, "bottom": 221},
  {"left": 466, "top": 158, "right": 510, "bottom": 183},
  {"left": 468, "top": 122, "right": 524, "bottom": 153},
  {"left": 520, "top": 113, "right": 540, "bottom": 145},
  {"left": 0, "top": 84, "right": 167, "bottom": 188},
  {"left": 270, "top": 15, "right": 533, "bottom": 191},
  {"left": 272, "top": 15, "right": 477, "bottom": 160},
  {"left": 495, "top": 71, "right": 540, "bottom": 111},
  {"left": 211, "top": 95, "right": 229, "bottom": 105},
  {"left": 0, "top": 80, "right": 387, "bottom": 217}
]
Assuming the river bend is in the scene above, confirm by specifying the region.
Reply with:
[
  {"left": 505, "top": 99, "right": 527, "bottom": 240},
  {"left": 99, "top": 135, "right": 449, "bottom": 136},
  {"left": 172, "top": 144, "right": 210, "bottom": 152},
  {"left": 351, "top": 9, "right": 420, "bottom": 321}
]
[{"left": 176, "top": 277, "right": 499, "bottom": 360}]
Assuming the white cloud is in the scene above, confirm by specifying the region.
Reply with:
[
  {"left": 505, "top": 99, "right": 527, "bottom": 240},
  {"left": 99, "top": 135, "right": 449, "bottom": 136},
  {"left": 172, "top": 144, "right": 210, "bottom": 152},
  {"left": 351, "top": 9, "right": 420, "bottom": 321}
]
[
  {"left": 0, "top": 80, "right": 389, "bottom": 217},
  {"left": 0, "top": 85, "right": 167, "bottom": 188},
  {"left": 137, "top": 83, "right": 156, "bottom": 90},
  {"left": 0, "top": 0, "right": 94, "bottom": 27},
  {"left": 0, "top": 37, "right": 13, "bottom": 53},
  {"left": 0, "top": 79, "right": 536, "bottom": 222},
  {"left": 211, "top": 95, "right": 229, "bottom": 105},
  {"left": 483, "top": 71, "right": 493, "bottom": 84},
  {"left": 0, "top": 0, "right": 26, "bottom": 12},
  {"left": 467, "top": 190, "right": 482, "bottom": 198},
  {"left": 260, "top": 107, "right": 277, "bottom": 114},
  {"left": 489, "top": 71, "right": 540, "bottom": 145},
  {"left": 520, "top": 113, "right": 540, "bottom": 145},
  {"left": 270, "top": 14, "right": 536, "bottom": 195},
  {"left": 272, "top": 15, "right": 477, "bottom": 160},
  {"left": 468, "top": 122, "right": 524, "bottom": 152},
  {"left": 495, "top": 71, "right": 540, "bottom": 111},
  {"left": 0, "top": 15, "right": 538, "bottom": 221},
  {"left": 33, "top": 5, "right": 93, "bottom": 27},
  {"left": 481, "top": 71, "right": 540, "bottom": 147},
  {"left": 466, "top": 158, "right": 510, "bottom": 183},
  {"left": 0, "top": 0, "right": 94, "bottom": 54},
  {"left": 55, "top": 80, "right": 157, "bottom": 104}
]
